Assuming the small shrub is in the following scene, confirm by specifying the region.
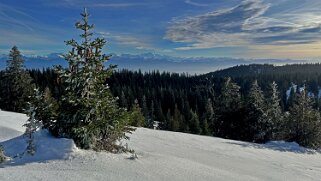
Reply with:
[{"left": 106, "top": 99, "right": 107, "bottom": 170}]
[{"left": 0, "top": 145, "right": 6, "bottom": 163}]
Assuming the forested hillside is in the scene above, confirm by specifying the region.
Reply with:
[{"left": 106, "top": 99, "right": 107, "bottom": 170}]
[{"left": 2, "top": 63, "right": 321, "bottom": 148}]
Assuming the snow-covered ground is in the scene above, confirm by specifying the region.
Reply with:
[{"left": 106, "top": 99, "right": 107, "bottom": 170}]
[{"left": 1, "top": 110, "right": 321, "bottom": 181}]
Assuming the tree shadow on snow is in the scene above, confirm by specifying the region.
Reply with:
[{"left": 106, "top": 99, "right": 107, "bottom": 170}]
[
  {"left": 0, "top": 130, "right": 76, "bottom": 167},
  {"left": 225, "top": 141, "right": 319, "bottom": 154}
]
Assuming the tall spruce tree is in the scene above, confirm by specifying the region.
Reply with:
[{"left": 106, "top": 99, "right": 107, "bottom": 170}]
[
  {"left": 130, "top": 99, "right": 145, "bottom": 127},
  {"left": 202, "top": 98, "right": 215, "bottom": 135},
  {"left": 189, "top": 110, "right": 201, "bottom": 134},
  {"left": 245, "top": 80, "right": 268, "bottom": 142},
  {"left": 51, "top": 8, "right": 134, "bottom": 152},
  {"left": 215, "top": 77, "right": 243, "bottom": 139},
  {"left": 169, "top": 105, "right": 181, "bottom": 131},
  {"left": 284, "top": 88, "right": 321, "bottom": 149},
  {"left": 1, "top": 46, "right": 34, "bottom": 112},
  {"left": 266, "top": 81, "right": 283, "bottom": 140},
  {"left": 141, "top": 95, "right": 150, "bottom": 127}
]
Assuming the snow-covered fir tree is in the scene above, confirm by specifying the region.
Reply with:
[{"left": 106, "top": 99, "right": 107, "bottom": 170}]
[
  {"left": 24, "top": 89, "right": 43, "bottom": 155},
  {"left": 266, "top": 81, "right": 283, "bottom": 140},
  {"left": 52, "top": 8, "right": 134, "bottom": 152},
  {"left": 284, "top": 88, "right": 321, "bottom": 149},
  {"left": 215, "top": 77, "right": 242, "bottom": 139},
  {"left": 245, "top": 80, "right": 268, "bottom": 142}
]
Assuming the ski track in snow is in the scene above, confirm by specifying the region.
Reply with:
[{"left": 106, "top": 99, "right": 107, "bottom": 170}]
[{"left": 1, "top": 110, "right": 321, "bottom": 181}]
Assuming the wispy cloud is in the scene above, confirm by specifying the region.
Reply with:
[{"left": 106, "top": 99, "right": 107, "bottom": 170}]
[
  {"left": 0, "top": 2, "right": 71, "bottom": 55},
  {"left": 98, "top": 32, "right": 152, "bottom": 49},
  {"left": 44, "top": 0, "right": 149, "bottom": 8},
  {"left": 165, "top": 0, "right": 269, "bottom": 49},
  {"left": 184, "top": 0, "right": 208, "bottom": 7},
  {"left": 98, "top": 31, "right": 172, "bottom": 53},
  {"left": 0, "top": 3, "right": 36, "bottom": 31},
  {"left": 165, "top": 0, "right": 321, "bottom": 50},
  {"left": 91, "top": 3, "right": 148, "bottom": 8}
]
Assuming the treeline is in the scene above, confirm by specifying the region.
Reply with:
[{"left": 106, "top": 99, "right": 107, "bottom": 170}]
[
  {"left": 209, "top": 63, "right": 321, "bottom": 78},
  {"left": 106, "top": 69, "right": 321, "bottom": 148},
  {"left": 2, "top": 63, "right": 321, "bottom": 148}
]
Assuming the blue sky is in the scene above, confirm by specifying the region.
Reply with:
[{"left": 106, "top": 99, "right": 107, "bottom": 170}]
[{"left": 2, "top": 0, "right": 321, "bottom": 59}]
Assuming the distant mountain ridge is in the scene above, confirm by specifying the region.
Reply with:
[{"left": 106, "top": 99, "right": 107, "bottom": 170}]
[
  {"left": 0, "top": 53, "right": 307, "bottom": 74},
  {"left": 206, "top": 64, "right": 321, "bottom": 78}
]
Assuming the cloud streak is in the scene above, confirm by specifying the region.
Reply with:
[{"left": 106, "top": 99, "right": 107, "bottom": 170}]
[
  {"left": 97, "top": 32, "right": 172, "bottom": 53},
  {"left": 184, "top": 0, "right": 208, "bottom": 7},
  {"left": 91, "top": 3, "right": 148, "bottom": 8},
  {"left": 44, "top": 0, "right": 149, "bottom": 8},
  {"left": 0, "top": 3, "right": 36, "bottom": 31},
  {"left": 165, "top": 0, "right": 321, "bottom": 50}
]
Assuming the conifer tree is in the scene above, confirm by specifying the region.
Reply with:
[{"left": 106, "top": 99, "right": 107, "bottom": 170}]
[
  {"left": 189, "top": 110, "right": 201, "bottom": 134},
  {"left": 266, "top": 81, "right": 283, "bottom": 140},
  {"left": 165, "top": 109, "right": 172, "bottom": 130},
  {"left": 284, "top": 88, "right": 321, "bottom": 149},
  {"left": 202, "top": 119, "right": 210, "bottom": 136},
  {"left": 245, "top": 80, "right": 268, "bottom": 142},
  {"left": 30, "top": 87, "right": 58, "bottom": 131},
  {"left": 215, "top": 77, "right": 243, "bottom": 139},
  {"left": 52, "top": 8, "right": 134, "bottom": 152},
  {"left": 1, "top": 46, "right": 34, "bottom": 112},
  {"left": 155, "top": 102, "right": 165, "bottom": 126},
  {"left": 202, "top": 98, "right": 215, "bottom": 135},
  {"left": 169, "top": 105, "right": 181, "bottom": 131},
  {"left": 130, "top": 99, "right": 145, "bottom": 127},
  {"left": 24, "top": 89, "right": 43, "bottom": 155},
  {"left": 119, "top": 91, "right": 128, "bottom": 108},
  {"left": 142, "top": 95, "right": 150, "bottom": 127},
  {"left": 148, "top": 101, "right": 155, "bottom": 128}
]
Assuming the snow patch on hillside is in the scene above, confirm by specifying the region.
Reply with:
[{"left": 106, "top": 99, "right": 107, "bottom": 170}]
[{"left": 2, "top": 130, "right": 77, "bottom": 166}]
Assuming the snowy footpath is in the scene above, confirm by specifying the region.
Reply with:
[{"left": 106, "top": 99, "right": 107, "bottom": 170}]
[{"left": 1, "top": 110, "right": 321, "bottom": 181}]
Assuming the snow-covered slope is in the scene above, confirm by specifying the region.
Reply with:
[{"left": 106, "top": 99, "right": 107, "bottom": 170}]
[
  {"left": 1, "top": 110, "right": 321, "bottom": 181},
  {"left": 0, "top": 111, "right": 26, "bottom": 142}
]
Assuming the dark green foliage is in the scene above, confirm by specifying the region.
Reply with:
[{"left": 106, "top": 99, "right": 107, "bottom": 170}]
[
  {"left": 201, "top": 119, "right": 209, "bottom": 136},
  {"left": 245, "top": 80, "right": 268, "bottom": 142},
  {"left": 169, "top": 106, "right": 181, "bottom": 132},
  {"left": 266, "top": 81, "right": 283, "bottom": 140},
  {"left": 215, "top": 77, "right": 244, "bottom": 139},
  {"left": 20, "top": 9, "right": 135, "bottom": 153},
  {"left": 71, "top": 89, "right": 133, "bottom": 152},
  {"left": 50, "top": 9, "right": 134, "bottom": 152},
  {"left": 14, "top": 62, "right": 321, "bottom": 149},
  {"left": 202, "top": 99, "right": 214, "bottom": 135},
  {"left": 40, "top": 87, "right": 59, "bottom": 129},
  {"left": 0, "top": 46, "right": 35, "bottom": 112},
  {"left": 130, "top": 99, "right": 145, "bottom": 127},
  {"left": 189, "top": 110, "right": 201, "bottom": 134},
  {"left": 141, "top": 95, "right": 150, "bottom": 127},
  {"left": 283, "top": 89, "right": 321, "bottom": 149}
]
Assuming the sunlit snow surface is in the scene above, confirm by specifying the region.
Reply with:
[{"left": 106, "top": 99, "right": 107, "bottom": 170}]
[{"left": 1, "top": 110, "right": 321, "bottom": 181}]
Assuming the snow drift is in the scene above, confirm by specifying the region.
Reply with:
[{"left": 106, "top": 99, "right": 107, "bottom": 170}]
[{"left": 1, "top": 110, "right": 321, "bottom": 181}]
